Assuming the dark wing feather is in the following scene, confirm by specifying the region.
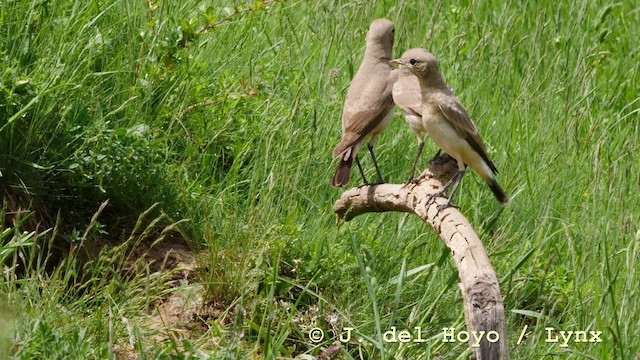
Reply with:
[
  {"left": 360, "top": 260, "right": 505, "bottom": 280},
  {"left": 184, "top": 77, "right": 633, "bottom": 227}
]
[{"left": 435, "top": 92, "right": 498, "bottom": 174}]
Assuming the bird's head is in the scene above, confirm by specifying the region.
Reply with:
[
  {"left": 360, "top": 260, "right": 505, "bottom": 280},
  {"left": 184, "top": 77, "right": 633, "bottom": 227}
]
[
  {"left": 365, "top": 18, "right": 395, "bottom": 51},
  {"left": 390, "top": 48, "right": 440, "bottom": 77}
]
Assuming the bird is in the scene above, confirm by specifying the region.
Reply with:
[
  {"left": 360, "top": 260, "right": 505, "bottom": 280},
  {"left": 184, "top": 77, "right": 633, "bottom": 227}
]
[
  {"left": 331, "top": 18, "right": 398, "bottom": 187},
  {"left": 390, "top": 48, "right": 508, "bottom": 207},
  {"left": 391, "top": 57, "right": 439, "bottom": 184}
]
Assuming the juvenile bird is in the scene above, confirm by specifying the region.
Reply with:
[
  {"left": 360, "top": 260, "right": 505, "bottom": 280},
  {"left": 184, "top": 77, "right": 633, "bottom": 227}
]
[
  {"left": 331, "top": 19, "right": 397, "bottom": 187},
  {"left": 391, "top": 57, "right": 434, "bottom": 184},
  {"left": 390, "top": 48, "right": 508, "bottom": 207}
]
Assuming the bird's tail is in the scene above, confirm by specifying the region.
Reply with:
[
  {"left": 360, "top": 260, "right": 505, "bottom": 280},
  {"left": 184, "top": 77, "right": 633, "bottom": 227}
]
[
  {"left": 332, "top": 155, "right": 353, "bottom": 187},
  {"left": 488, "top": 178, "right": 508, "bottom": 204}
]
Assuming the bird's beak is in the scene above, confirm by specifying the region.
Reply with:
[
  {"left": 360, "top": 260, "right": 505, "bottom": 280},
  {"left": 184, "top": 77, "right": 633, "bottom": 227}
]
[{"left": 390, "top": 58, "right": 404, "bottom": 66}]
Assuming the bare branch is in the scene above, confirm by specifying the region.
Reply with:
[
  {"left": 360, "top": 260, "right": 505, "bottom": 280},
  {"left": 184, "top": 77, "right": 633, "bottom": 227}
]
[{"left": 333, "top": 156, "right": 510, "bottom": 360}]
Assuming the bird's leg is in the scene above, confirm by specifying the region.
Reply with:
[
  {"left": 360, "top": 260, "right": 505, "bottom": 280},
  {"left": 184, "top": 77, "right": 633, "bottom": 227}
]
[
  {"left": 427, "top": 171, "right": 458, "bottom": 200},
  {"left": 367, "top": 143, "right": 385, "bottom": 184},
  {"left": 426, "top": 168, "right": 466, "bottom": 209},
  {"left": 355, "top": 155, "right": 369, "bottom": 186},
  {"left": 438, "top": 169, "right": 466, "bottom": 210},
  {"left": 405, "top": 139, "right": 424, "bottom": 185}
]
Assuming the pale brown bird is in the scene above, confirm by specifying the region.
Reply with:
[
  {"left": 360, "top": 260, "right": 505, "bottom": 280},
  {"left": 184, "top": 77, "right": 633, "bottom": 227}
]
[
  {"left": 391, "top": 61, "right": 438, "bottom": 183},
  {"left": 331, "top": 19, "right": 397, "bottom": 187},
  {"left": 390, "top": 48, "right": 508, "bottom": 207}
]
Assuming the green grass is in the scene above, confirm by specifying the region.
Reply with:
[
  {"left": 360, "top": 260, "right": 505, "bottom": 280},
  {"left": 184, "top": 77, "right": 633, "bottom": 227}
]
[{"left": 1, "top": 0, "right": 639, "bottom": 359}]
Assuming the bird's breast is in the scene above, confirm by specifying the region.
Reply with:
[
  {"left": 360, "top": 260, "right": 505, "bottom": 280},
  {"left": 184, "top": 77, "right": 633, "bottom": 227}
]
[
  {"left": 421, "top": 105, "right": 459, "bottom": 152},
  {"left": 421, "top": 105, "right": 444, "bottom": 129}
]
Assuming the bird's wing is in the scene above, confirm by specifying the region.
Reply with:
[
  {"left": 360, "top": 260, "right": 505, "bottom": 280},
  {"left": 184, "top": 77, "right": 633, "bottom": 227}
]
[
  {"left": 435, "top": 92, "right": 498, "bottom": 174},
  {"left": 333, "top": 69, "right": 395, "bottom": 157},
  {"left": 332, "top": 94, "right": 394, "bottom": 157}
]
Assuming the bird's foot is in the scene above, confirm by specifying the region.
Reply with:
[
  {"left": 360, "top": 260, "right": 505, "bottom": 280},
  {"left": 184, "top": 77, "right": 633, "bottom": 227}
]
[
  {"left": 426, "top": 192, "right": 458, "bottom": 211},
  {"left": 427, "top": 188, "right": 459, "bottom": 211},
  {"left": 402, "top": 177, "right": 417, "bottom": 189},
  {"left": 413, "top": 173, "right": 429, "bottom": 183},
  {"left": 437, "top": 200, "right": 459, "bottom": 212},
  {"left": 403, "top": 173, "right": 429, "bottom": 189},
  {"left": 426, "top": 188, "right": 447, "bottom": 204}
]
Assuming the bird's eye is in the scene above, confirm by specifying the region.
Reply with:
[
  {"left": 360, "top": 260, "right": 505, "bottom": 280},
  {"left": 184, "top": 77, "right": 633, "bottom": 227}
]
[
  {"left": 409, "top": 59, "right": 417, "bottom": 65},
  {"left": 391, "top": 27, "right": 395, "bottom": 33}
]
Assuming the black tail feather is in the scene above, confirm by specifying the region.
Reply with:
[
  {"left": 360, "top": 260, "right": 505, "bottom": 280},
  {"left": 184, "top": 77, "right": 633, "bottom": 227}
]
[
  {"left": 488, "top": 179, "right": 508, "bottom": 204},
  {"left": 332, "top": 156, "right": 353, "bottom": 187}
]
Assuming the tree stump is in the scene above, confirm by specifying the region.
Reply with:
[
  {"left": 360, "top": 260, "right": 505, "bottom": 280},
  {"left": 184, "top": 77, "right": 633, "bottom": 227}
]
[{"left": 333, "top": 156, "right": 510, "bottom": 360}]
